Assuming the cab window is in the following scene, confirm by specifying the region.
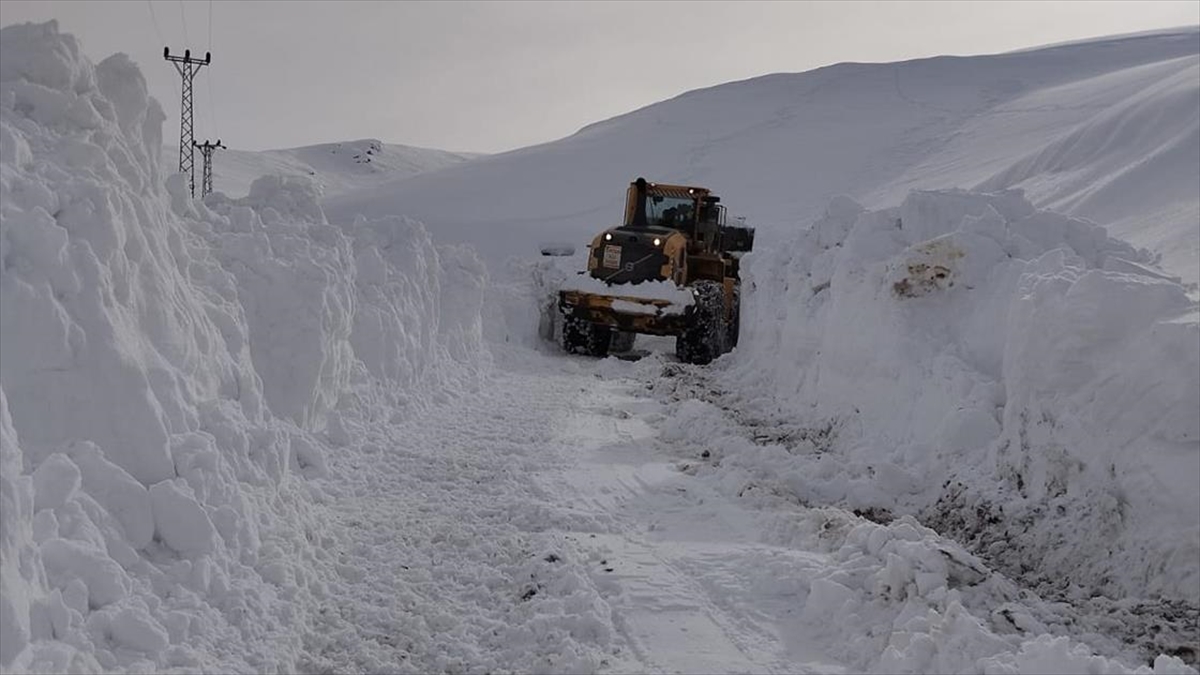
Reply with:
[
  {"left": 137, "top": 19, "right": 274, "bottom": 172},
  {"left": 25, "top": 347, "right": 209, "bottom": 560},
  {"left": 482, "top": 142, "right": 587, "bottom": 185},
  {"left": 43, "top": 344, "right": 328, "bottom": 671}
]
[{"left": 645, "top": 195, "right": 694, "bottom": 229}]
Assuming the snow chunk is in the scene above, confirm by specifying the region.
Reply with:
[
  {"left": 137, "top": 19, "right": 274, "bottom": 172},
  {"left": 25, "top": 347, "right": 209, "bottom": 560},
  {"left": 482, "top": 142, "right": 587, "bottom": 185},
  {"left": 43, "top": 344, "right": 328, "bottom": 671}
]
[
  {"left": 109, "top": 606, "right": 169, "bottom": 654},
  {"left": 559, "top": 274, "right": 695, "bottom": 306},
  {"left": 979, "top": 635, "right": 1196, "bottom": 675},
  {"left": 31, "top": 453, "right": 80, "bottom": 512},
  {"left": 39, "top": 538, "right": 129, "bottom": 608},
  {"left": 0, "top": 20, "right": 94, "bottom": 98},
  {"left": 240, "top": 173, "right": 326, "bottom": 225},
  {"left": 66, "top": 442, "right": 154, "bottom": 550},
  {"left": 0, "top": 389, "right": 36, "bottom": 666},
  {"left": 149, "top": 480, "right": 218, "bottom": 557},
  {"left": 612, "top": 298, "right": 667, "bottom": 315}
]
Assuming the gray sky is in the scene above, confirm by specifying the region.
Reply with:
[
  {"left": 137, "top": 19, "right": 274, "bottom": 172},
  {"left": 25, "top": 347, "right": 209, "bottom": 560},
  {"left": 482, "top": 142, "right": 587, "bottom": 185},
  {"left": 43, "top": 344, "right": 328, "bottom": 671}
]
[{"left": 1, "top": 1, "right": 1197, "bottom": 154}]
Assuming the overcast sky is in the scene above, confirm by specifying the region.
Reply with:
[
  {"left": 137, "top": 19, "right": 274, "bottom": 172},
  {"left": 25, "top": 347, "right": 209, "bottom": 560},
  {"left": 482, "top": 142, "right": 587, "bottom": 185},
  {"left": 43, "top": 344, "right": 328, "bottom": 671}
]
[{"left": 2, "top": 1, "right": 1197, "bottom": 154}]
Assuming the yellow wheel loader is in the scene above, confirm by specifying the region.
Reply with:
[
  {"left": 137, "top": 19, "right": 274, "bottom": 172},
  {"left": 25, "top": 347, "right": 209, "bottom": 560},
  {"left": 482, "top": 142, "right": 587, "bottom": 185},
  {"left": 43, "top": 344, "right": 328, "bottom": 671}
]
[{"left": 558, "top": 177, "right": 754, "bottom": 364}]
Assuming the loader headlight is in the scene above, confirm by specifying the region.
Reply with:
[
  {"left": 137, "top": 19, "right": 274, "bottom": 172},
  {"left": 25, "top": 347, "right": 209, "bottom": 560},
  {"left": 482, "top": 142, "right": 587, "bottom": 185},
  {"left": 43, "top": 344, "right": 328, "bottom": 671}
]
[
  {"left": 605, "top": 233, "right": 613, "bottom": 241},
  {"left": 653, "top": 237, "right": 662, "bottom": 246}
]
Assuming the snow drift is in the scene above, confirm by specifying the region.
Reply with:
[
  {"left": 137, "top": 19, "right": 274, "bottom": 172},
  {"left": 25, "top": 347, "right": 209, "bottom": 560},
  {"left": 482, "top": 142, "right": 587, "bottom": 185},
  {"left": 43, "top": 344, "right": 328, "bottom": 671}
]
[
  {"left": 879, "top": 51, "right": 1200, "bottom": 284},
  {"left": 0, "top": 21, "right": 487, "bottom": 672},
  {"left": 720, "top": 188, "right": 1199, "bottom": 608}
]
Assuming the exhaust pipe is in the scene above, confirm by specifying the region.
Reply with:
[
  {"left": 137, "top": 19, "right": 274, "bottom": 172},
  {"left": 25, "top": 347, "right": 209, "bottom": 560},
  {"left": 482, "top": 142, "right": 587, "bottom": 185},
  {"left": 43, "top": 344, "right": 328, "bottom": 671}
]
[{"left": 631, "top": 177, "right": 649, "bottom": 228}]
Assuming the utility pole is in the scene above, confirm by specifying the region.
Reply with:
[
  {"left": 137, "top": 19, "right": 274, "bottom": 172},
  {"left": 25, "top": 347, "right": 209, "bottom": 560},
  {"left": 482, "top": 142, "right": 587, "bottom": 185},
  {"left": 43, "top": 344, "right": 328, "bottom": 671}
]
[
  {"left": 193, "top": 139, "right": 226, "bottom": 197},
  {"left": 164, "top": 47, "right": 210, "bottom": 197}
]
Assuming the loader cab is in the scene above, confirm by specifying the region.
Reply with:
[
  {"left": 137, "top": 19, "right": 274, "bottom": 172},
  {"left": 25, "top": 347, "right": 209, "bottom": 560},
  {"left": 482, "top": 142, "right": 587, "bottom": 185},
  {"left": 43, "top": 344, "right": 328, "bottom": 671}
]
[
  {"left": 640, "top": 194, "right": 694, "bottom": 230},
  {"left": 622, "top": 177, "right": 724, "bottom": 254}
]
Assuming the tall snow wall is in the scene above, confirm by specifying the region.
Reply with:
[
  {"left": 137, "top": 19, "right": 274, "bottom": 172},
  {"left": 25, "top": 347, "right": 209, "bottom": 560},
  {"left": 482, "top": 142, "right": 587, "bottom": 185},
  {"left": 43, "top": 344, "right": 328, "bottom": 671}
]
[
  {"left": 725, "top": 188, "right": 1199, "bottom": 604},
  {"left": 0, "top": 21, "right": 488, "bottom": 672}
]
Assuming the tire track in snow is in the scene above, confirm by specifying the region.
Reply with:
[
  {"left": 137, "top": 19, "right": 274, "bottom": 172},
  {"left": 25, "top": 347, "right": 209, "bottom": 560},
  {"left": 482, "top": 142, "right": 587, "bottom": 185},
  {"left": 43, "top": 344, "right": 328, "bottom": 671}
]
[
  {"left": 545, "top": 368, "right": 846, "bottom": 674},
  {"left": 295, "top": 362, "right": 627, "bottom": 674}
]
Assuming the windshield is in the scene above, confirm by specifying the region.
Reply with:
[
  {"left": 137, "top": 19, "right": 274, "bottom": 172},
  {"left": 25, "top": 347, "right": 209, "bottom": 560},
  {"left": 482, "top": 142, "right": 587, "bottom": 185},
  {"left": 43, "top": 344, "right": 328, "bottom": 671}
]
[{"left": 644, "top": 195, "right": 695, "bottom": 229}]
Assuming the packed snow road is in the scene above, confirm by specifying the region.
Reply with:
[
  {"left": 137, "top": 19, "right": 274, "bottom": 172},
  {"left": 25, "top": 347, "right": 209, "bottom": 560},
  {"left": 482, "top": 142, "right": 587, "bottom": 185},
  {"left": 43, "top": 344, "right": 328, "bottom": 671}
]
[
  {"left": 294, "top": 344, "right": 1192, "bottom": 675},
  {"left": 298, "top": 347, "right": 842, "bottom": 673},
  {"left": 544, "top": 358, "right": 840, "bottom": 674}
]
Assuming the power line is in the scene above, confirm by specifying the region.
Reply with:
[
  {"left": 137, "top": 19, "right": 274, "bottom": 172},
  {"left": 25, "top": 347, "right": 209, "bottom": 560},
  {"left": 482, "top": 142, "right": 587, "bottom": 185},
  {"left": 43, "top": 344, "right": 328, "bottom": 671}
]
[
  {"left": 178, "top": 0, "right": 189, "bottom": 47},
  {"left": 206, "top": 0, "right": 219, "bottom": 141},
  {"left": 146, "top": 1, "right": 168, "bottom": 51},
  {"left": 146, "top": 1, "right": 179, "bottom": 101}
]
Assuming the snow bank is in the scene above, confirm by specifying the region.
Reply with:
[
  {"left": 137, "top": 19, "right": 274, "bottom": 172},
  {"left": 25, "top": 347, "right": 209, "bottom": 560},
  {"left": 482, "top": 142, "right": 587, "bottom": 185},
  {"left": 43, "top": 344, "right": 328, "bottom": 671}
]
[
  {"left": 478, "top": 251, "right": 599, "bottom": 365},
  {"left": 764, "top": 509, "right": 1196, "bottom": 674},
  {"left": 0, "top": 21, "right": 488, "bottom": 672},
  {"left": 651, "top": 369, "right": 1194, "bottom": 672},
  {"left": 195, "top": 175, "right": 489, "bottom": 431},
  {"left": 723, "top": 189, "right": 1199, "bottom": 606}
]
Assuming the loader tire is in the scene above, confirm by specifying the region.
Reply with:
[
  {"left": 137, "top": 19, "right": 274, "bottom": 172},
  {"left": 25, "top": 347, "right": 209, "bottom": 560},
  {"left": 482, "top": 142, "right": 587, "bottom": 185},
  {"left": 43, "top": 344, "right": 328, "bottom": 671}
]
[
  {"left": 676, "top": 280, "right": 726, "bottom": 365},
  {"left": 562, "top": 314, "right": 612, "bottom": 357}
]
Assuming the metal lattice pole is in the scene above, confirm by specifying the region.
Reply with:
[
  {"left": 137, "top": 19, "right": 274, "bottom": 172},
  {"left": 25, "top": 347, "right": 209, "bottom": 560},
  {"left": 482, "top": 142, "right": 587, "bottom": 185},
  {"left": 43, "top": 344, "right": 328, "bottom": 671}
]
[
  {"left": 194, "top": 139, "right": 226, "bottom": 197},
  {"left": 164, "top": 47, "right": 210, "bottom": 197}
]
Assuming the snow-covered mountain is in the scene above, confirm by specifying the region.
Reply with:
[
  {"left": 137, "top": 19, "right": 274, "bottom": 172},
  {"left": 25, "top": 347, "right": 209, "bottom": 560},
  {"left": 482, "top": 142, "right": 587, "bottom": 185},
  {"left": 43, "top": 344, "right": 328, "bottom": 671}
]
[
  {"left": 326, "top": 27, "right": 1199, "bottom": 284},
  {"left": 166, "top": 138, "right": 480, "bottom": 199}
]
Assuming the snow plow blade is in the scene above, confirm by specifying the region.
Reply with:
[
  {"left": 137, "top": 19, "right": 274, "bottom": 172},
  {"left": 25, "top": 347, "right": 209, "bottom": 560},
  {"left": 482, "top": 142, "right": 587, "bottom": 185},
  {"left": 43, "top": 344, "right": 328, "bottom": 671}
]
[{"left": 558, "top": 288, "right": 691, "bottom": 336}]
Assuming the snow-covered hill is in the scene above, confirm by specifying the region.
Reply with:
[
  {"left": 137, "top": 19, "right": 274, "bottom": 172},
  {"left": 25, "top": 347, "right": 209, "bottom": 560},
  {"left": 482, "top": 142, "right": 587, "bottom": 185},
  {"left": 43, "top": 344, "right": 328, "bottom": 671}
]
[
  {"left": 166, "top": 138, "right": 480, "bottom": 199},
  {"left": 325, "top": 27, "right": 1199, "bottom": 284}
]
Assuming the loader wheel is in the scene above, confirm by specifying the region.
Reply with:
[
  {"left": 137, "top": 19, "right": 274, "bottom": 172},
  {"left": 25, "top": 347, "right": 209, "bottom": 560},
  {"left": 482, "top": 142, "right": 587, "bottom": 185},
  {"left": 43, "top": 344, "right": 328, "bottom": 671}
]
[
  {"left": 561, "top": 314, "right": 612, "bottom": 357},
  {"left": 675, "top": 280, "right": 726, "bottom": 365}
]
